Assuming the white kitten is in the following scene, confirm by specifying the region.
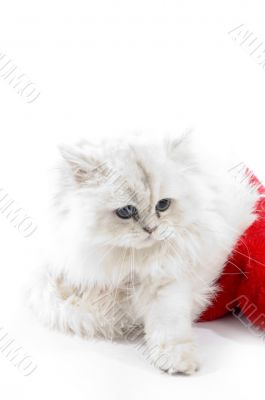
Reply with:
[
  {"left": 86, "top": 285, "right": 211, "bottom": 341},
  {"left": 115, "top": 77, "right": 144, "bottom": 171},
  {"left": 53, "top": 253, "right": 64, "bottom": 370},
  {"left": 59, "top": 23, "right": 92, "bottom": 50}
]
[{"left": 28, "top": 133, "right": 259, "bottom": 374}]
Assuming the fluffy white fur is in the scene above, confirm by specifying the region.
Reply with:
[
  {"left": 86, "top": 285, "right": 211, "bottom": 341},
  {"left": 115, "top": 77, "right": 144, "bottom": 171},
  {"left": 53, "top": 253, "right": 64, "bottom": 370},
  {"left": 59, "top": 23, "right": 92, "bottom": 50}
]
[{"left": 28, "top": 133, "right": 260, "bottom": 374}]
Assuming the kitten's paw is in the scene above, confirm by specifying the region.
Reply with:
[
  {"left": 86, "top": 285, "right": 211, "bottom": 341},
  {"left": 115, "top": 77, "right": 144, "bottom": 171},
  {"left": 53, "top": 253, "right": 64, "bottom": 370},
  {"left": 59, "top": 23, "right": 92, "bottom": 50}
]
[
  {"left": 147, "top": 340, "right": 200, "bottom": 375},
  {"left": 59, "top": 305, "right": 96, "bottom": 338}
]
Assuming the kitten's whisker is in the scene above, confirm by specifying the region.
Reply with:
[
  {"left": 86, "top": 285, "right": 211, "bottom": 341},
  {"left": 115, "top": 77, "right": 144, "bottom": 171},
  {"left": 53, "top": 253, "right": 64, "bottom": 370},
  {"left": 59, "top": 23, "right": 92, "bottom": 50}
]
[
  {"left": 177, "top": 163, "right": 198, "bottom": 174},
  {"left": 88, "top": 232, "right": 123, "bottom": 247},
  {"left": 112, "top": 247, "right": 128, "bottom": 309},
  {"left": 90, "top": 236, "right": 125, "bottom": 267},
  {"left": 197, "top": 220, "right": 252, "bottom": 267},
  {"left": 224, "top": 260, "right": 248, "bottom": 279},
  {"left": 221, "top": 272, "right": 248, "bottom": 275},
  {"left": 194, "top": 221, "right": 255, "bottom": 275},
  {"left": 88, "top": 232, "right": 125, "bottom": 251},
  {"left": 129, "top": 248, "right": 136, "bottom": 293},
  {"left": 164, "top": 237, "right": 211, "bottom": 288},
  {"left": 166, "top": 223, "right": 249, "bottom": 280}
]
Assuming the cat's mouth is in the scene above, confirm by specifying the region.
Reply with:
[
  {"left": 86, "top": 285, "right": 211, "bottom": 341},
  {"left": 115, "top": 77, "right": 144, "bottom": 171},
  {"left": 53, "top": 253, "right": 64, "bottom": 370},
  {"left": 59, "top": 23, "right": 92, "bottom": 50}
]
[
  {"left": 122, "top": 233, "right": 159, "bottom": 249},
  {"left": 144, "top": 235, "right": 153, "bottom": 242},
  {"left": 137, "top": 235, "right": 157, "bottom": 248}
]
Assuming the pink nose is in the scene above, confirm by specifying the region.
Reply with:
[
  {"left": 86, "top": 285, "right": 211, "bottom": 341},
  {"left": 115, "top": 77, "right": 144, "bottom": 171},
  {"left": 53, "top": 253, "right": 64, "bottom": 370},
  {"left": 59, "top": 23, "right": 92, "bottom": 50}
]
[{"left": 143, "top": 226, "right": 158, "bottom": 234}]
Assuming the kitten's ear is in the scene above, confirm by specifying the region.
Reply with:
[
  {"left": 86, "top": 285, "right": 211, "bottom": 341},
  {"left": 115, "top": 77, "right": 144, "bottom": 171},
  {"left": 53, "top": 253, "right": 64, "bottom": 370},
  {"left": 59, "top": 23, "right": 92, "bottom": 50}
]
[
  {"left": 58, "top": 143, "right": 103, "bottom": 184},
  {"left": 165, "top": 130, "right": 195, "bottom": 164}
]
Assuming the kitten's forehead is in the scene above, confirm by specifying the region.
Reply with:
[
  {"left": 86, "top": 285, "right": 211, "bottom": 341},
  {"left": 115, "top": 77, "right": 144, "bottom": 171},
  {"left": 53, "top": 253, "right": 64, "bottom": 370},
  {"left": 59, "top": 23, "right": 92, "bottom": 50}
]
[{"left": 106, "top": 144, "right": 162, "bottom": 208}]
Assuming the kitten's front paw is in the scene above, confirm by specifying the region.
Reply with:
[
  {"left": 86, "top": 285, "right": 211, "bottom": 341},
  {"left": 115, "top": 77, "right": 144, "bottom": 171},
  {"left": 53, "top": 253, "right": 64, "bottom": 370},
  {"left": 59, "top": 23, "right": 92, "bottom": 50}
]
[{"left": 147, "top": 340, "right": 200, "bottom": 375}]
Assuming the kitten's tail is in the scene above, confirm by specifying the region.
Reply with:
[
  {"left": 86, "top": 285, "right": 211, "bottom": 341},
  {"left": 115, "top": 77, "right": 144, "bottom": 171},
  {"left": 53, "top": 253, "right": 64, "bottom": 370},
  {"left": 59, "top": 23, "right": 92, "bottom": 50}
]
[{"left": 26, "top": 268, "right": 96, "bottom": 337}]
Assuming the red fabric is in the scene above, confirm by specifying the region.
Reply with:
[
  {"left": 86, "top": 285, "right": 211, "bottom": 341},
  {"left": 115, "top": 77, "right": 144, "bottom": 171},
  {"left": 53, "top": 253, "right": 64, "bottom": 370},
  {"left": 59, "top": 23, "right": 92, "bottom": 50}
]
[{"left": 199, "top": 173, "right": 265, "bottom": 330}]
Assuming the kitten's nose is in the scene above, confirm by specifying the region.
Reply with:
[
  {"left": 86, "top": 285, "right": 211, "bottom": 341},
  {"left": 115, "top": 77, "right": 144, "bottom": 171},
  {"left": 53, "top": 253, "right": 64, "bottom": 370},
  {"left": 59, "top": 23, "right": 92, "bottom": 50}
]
[{"left": 143, "top": 226, "right": 158, "bottom": 234}]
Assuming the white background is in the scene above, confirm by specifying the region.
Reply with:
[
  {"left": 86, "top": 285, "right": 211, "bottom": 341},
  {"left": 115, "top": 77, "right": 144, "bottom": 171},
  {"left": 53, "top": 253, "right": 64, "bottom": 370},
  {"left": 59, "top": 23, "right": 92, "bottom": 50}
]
[{"left": 0, "top": 1, "right": 265, "bottom": 399}]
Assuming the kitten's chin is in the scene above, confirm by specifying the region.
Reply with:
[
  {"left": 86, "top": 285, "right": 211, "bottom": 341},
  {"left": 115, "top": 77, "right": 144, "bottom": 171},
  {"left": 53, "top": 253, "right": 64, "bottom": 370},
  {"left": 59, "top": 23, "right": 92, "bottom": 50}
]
[
  {"left": 132, "top": 236, "right": 157, "bottom": 249},
  {"left": 114, "top": 234, "right": 160, "bottom": 250}
]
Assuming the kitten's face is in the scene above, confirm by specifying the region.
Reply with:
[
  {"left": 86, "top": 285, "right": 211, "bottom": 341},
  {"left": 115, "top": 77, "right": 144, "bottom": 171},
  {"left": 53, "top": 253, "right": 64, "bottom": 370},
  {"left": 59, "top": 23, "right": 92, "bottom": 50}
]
[{"left": 59, "top": 135, "right": 205, "bottom": 250}]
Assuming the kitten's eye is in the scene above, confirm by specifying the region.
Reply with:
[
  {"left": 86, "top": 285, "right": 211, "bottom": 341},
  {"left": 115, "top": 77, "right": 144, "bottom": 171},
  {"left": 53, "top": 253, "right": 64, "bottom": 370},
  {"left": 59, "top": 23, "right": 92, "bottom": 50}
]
[
  {"left": 116, "top": 205, "right": 138, "bottom": 219},
  {"left": 156, "top": 198, "right": 171, "bottom": 212}
]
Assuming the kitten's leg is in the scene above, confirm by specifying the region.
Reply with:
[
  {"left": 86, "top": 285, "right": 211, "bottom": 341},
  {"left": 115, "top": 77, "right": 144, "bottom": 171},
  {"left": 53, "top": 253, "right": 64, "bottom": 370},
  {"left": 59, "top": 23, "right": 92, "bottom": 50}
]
[
  {"left": 143, "top": 280, "right": 199, "bottom": 375},
  {"left": 27, "top": 269, "right": 96, "bottom": 337}
]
